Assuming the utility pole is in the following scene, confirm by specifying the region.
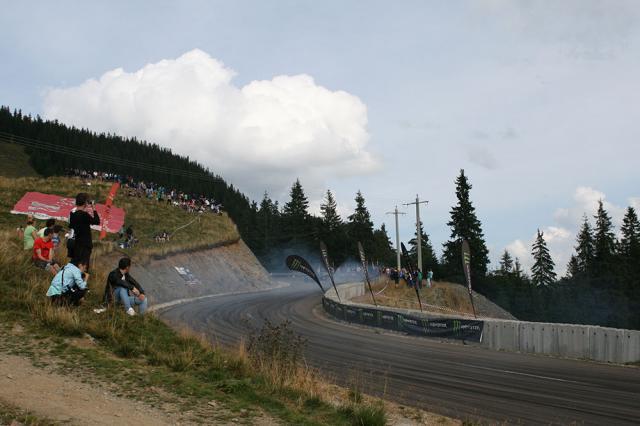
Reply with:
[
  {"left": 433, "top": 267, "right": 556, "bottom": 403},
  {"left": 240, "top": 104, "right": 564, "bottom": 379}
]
[
  {"left": 386, "top": 206, "right": 406, "bottom": 273},
  {"left": 404, "top": 195, "right": 429, "bottom": 272}
]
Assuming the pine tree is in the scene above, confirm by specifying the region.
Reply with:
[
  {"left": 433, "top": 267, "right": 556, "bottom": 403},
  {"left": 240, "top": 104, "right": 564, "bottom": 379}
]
[
  {"left": 619, "top": 207, "right": 640, "bottom": 259},
  {"left": 371, "top": 223, "right": 395, "bottom": 266},
  {"left": 565, "top": 255, "right": 579, "bottom": 279},
  {"left": 499, "top": 250, "right": 514, "bottom": 274},
  {"left": 347, "top": 190, "right": 374, "bottom": 252},
  {"left": 408, "top": 221, "right": 439, "bottom": 273},
  {"left": 531, "top": 229, "right": 557, "bottom": 287},
  {"left": 282, "top": 179, "right": 310, "bottom": 244},
  {"left": 320, "top": 189, "right": 342, "bottom": 232},
  {"left": 441, "top": 170, "right": 490, "bottom": 280},
  {"left": 574, "top": 215, "right": 595, "bottom": 275},
  {"left": 593, "top": 200, "right": 616, "bottom": 274},
  {"left": 513, "top": 257, "right": 524, "bottom": 278}
]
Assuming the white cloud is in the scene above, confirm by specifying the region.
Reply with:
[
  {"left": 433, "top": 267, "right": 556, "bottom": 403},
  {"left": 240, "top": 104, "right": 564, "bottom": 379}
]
[{"left": 43, "top": 49, "right": 377, "bottom": 200}]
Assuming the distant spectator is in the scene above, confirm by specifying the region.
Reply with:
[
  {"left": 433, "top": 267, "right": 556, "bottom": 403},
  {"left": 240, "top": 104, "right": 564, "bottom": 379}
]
[
  {"left": 52, "top": 224, "right": 64, "bottom": 248},
  {"left": 32, "top": 228, "right": 60, "bottom": 274},
  {"left": 68, "top": 193, "right": 100, "bottom": 270},
  {"left": 104, "top": 257, "right": 147, "bottom": 316},
  {"left": 46, "top": 259, "right": 89, "bottom": 306},
  {"left": 427, "top": 269, "right": 433, "bottom": 288},
  {"left": 23, "top": 215, "right": 38, "bottom": 251},
  {"left": 38, "top": 218, "right": 56, "bottom": 237}
]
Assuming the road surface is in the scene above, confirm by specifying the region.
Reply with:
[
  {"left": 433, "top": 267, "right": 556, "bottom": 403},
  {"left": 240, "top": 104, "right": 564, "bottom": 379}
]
[{"left": 160, "top": 282, "right": 640, "bottom": 425}]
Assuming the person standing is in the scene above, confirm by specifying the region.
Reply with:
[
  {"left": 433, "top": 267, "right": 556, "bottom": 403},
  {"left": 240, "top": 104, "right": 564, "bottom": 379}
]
[
  {"left": 68, "top": 193, "right": 100, "bottom": 270},
  {"left": 427, "top": 269, "right": 433, "bottom": 288}
]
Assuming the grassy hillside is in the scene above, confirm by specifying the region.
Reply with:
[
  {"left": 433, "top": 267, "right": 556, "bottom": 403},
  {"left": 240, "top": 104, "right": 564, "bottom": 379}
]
[
  {"left": 0, "top": 142, "right": 39, "bottom": 178},
  {"left": 0, "top": 175, "right": 398, "bottom": 425},
  {"left": 0, "top": 176, "right": 239, "bottom": 261},
  {"left": 354, "top": 278, "right": 516, "bottom": 320}
]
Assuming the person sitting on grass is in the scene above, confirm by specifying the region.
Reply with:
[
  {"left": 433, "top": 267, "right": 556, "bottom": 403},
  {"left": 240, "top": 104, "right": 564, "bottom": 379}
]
[
  {"left": 105, "top": 257, "right": 147, "bottom": 316},
  {"left": 22, "top": 215, "right": 38, "bottom": 251},
  {"left": 38, "top": 218, "right": 56, "bottom": 237},
  {"left": 46, "top": 259, "right": 89, "bottom": 306},
  {"left": 32, "top": 228, "right": 61, "bottom": 274}
]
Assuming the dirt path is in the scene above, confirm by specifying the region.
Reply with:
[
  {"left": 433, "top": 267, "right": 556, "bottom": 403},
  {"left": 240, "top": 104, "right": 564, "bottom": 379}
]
[{"left": 0, "top": 354, "right": 179, "bottom": 425}]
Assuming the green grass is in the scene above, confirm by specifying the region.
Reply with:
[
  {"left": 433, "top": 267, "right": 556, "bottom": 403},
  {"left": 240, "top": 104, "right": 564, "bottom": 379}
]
[
  {"left": 0, "top": 400, "right": 54, "bottom": 426},
  {"left": 0, "top": 175, "right": 388, "bottom": 425}
]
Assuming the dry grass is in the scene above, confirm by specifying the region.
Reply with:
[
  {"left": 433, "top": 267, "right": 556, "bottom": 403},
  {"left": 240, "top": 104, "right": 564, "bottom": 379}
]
[
  {"left": 0, "top": 175, "right": 239, "bottom": 261},
  {"left": 355, "top": 276, "right": 476, "bottom": 316}
]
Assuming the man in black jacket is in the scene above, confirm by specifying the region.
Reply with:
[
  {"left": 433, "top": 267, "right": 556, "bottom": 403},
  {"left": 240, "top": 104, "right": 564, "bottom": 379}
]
[
  {"left": 104, "top": 257, "right": 148, "bottom": 316},
  {"left": 68, "top": 193, "right": 100, "bottom": 270}
]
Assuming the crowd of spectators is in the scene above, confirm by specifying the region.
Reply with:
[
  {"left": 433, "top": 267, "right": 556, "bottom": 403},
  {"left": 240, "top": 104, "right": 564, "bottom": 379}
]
[{"left": 66, "top": 169, "right": 224, "bottom": 215}]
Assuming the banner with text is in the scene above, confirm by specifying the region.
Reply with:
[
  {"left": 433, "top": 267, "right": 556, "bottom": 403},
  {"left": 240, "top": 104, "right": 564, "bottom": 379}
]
[
  {"left": 322, "top": 297, "right": 483, "bottom": 342},
  {"left": 11, "top": 192, "right": 125, "bottom": 234}
]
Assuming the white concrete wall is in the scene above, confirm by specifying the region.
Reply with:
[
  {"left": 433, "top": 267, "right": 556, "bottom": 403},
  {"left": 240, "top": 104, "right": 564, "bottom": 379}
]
[{"left": 325, "top": 283, "right": 640, "bottom": 364}]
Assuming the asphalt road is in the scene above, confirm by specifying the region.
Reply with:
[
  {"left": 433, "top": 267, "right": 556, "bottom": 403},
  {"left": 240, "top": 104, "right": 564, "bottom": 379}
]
[{"left": 160, "top": 282, "right": 640, "bottom": 425}]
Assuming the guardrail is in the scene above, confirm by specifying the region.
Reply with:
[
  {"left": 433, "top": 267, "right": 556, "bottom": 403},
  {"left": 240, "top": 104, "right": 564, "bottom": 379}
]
[{"left": 323, "top": 283, "right": 640, "bottom": 364}]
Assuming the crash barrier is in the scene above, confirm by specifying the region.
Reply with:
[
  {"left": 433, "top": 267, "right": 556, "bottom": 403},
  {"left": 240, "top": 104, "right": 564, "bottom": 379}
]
[
  {"left": 324, "top": 283, "right": 640, "bottom": 363},
  {"left": 323, "top": 283, "right": 484, "bottom": 342}
]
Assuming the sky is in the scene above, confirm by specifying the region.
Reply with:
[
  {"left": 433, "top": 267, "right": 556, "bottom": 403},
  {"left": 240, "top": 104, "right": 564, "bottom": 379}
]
[{"left": 2, "top": 0, "right": 640, "bottom": 273}]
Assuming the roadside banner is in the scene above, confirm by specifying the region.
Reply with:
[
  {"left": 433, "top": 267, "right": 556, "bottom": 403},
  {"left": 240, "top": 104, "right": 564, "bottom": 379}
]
[
  {"left": 322, "top": 298, "right": 484, "bottom": 342},
  {"left": 11, "top": 191, "right": 125, "bottom": 233},
  {"left": 100, "top": 182, "right": 121, "bottom": 240},
  {"left": 401, "top": 242, "right": 423, "bottom": 311},
  {"left": 320, "top": 241, "right": 341, "bottom": 302},
  {"left": 286, "top": 255, "right": 325, "bottom": 293},
  {"left": 461, "top": 240, "right": 477, "bottom": 318},
  {"left": 357, "top": 242, "right": 377, "bottom": 306}
]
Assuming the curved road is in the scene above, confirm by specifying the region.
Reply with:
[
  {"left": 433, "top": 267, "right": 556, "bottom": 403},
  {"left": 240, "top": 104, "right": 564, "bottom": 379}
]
[{"left": 160, "top": 282, "right": 640, "bottom": 425}]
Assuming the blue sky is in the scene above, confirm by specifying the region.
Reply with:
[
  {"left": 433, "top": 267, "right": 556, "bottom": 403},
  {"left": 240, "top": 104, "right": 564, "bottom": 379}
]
[{"left": 2, "top": 1, "right": 639, "bottom": 272}]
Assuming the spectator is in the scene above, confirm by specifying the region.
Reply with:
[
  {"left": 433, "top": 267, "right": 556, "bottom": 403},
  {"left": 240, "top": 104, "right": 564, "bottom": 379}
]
[
  {"left": 51, "top": 224, "right": 64, "bottom": 248},
  {"left": 68, "top": 193, "right": 100, "bottom": 270},
  {"left": 32, "top": 228, "right": 60, "bottom": 274},
  {"left": 104, "top": 257, "right": 147, "bottom": 316},
  {"left": 427, "top": 269, "right": 433, "bottom": 288},
  {"left": 38, "top": 218, "right": 56, "bottom": 237},
  {"left": 46, "top": 259, "right": 89, "bottom": 306},
  {"left": 23, "top": 215, "right": 38, "bottom": 251}
]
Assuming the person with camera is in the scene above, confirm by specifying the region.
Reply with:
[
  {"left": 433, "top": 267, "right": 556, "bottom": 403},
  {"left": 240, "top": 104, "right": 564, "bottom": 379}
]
[
  {"left": 46, "top": 258, "right": 89, "bottom": 306},
  {"left": 104, "top": 257, "right": 148, "bottom": 316},
  {"left": 68, "top": 193, "right": 100, "bottom": 271}
]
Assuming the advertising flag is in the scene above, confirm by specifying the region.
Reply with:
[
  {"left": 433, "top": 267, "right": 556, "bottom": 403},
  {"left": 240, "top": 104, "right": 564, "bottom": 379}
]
[
  {"left": 357, "top": 242, "right": 377, "bottom": 306},
  {"left": 100, "top": 182, "right": 120, "bottom": 240},
  {"left": 286, "top": 255, "right": 325, "bottom": 293},
  {"left": 461, "top": 240, "right": 477, "bottom": 318},
  {"left": 320, "top": 241, "right": 341, "bottom": 302}
]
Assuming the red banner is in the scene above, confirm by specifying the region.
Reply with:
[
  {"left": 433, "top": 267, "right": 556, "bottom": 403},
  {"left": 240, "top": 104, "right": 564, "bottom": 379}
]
[
  {"left": 100, "top": 182, "right": 121, "bottom": 240},
  {"left": 11, "top": 192, "right": 125, "bottom": 234}
]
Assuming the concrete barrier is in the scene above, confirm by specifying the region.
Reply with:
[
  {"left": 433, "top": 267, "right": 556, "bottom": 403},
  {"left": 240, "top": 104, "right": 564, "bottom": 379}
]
[{"left": 324, "top": 283, "right": 640, "bottom": 364}]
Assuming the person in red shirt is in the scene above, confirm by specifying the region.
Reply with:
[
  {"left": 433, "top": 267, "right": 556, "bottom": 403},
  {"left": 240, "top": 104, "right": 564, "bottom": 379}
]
[{"left": 33, "top": 228, "right": 60, "bottom": 274}]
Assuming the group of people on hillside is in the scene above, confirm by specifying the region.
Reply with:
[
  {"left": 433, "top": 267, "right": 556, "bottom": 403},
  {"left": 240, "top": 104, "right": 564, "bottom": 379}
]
[
  {"left": 18, "top": 192, "right": 148, "bottom": 316},
  {"left": 384, "top": 267, "right": 434, "bottom": 289},
  {"left": 66, "top": 168, "right": 224, "bottom": 215}
]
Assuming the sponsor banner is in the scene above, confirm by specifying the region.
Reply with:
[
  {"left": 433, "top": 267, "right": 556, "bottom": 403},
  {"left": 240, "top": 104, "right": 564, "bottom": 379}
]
[
  {"left": 174, "top": 266, "right": 200, "bottom": 286},
  {"left": 286, "top": 255, "right": 325, "bottom": 293},
  {"left": 100, "top": 182, "right": 121, "bottom": 240},
  {"left": 11, "top": 191, "right": 125, "bottom": 233},
  {"left": 462, "top": 240, "right": 472, "bottom": 295},
  {"left": 320, "top": 241, "right": 341, "bottom": 301},
  {"left": 322, "top": 297, "right": 483, "bottom": 342},
  {"left": 357, "top": 241, "right": 377, "bottom": 306}
]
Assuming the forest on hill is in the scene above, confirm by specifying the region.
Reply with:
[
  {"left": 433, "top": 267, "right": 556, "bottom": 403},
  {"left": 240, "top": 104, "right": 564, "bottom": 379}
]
[{"left": 2, "top": 106, "right": 639, "bottom": 330}]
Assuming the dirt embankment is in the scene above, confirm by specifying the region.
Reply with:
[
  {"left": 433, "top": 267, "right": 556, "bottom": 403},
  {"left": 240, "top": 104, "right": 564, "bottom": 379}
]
[
  {"left": 127, "top": 240, "right": 276, "bottom": 306},
  {"left": 354, "top": 280, "right": 516, "bottom": 320}
]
